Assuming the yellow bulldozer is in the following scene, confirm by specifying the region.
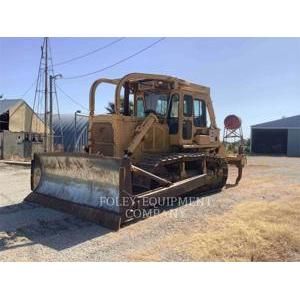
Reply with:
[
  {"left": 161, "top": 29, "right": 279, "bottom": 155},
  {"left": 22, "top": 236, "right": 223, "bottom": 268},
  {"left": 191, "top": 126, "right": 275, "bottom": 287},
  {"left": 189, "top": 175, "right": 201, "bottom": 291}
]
[{"left": 25, "top": 73, "right": 245, "bottom": 230}]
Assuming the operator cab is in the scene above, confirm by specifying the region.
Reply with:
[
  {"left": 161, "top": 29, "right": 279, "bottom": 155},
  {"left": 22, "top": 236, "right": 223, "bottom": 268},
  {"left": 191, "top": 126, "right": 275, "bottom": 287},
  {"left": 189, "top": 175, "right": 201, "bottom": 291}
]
[
  {"left": 124, "top": 80, "right": 172, "bottom": 119},
  {"left": 89, "top": 74, "right": 220, "bottom": 157},
  {"left": 120, "top": 78, "right": 215, "bottom": 147}
]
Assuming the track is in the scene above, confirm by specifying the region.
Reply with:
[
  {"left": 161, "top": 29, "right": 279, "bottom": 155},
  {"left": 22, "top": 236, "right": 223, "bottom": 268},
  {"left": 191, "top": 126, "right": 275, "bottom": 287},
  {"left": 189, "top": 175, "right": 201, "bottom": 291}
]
[{"left": 135, "top": 152, "right": 228, "bottom": 193}]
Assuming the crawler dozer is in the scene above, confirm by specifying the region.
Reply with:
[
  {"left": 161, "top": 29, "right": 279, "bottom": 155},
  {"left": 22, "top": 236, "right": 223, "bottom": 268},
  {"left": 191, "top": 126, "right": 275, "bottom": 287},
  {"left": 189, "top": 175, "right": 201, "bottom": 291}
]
[{"left": 25, "top": 73, "right": 245, "bottom": 230}]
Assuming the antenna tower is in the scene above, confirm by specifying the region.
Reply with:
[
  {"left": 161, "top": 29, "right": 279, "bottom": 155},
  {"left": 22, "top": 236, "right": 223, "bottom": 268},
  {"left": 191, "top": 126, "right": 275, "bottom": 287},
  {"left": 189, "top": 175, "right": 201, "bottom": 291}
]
[{"left": 30, "top": 37, "right": 63, "bottom": 152}]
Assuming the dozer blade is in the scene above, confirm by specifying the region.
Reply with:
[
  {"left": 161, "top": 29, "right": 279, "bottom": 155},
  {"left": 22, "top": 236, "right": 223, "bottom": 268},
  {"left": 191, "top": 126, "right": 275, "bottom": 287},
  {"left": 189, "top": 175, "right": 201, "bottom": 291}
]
[{"left": 24, "top": 153, "right": 125, "bottom": 230}]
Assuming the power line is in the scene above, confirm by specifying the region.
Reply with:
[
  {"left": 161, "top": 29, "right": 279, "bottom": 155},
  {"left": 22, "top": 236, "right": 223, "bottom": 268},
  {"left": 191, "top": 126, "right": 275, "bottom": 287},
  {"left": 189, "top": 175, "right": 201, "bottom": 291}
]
[
  {"left": 53, "top": 37, "right": 125, "bottom": 66},
  {"left": 1, "top": 80, "right": 35, "bottom": 100},
  {"left": 56, "top": 84, "right": 89, "bottom": 112},
  {"left": 63, "top": 38, "right": 166, "bottom": 80},
  {"left": 20, "top": 80, "right": 35, "bottom": 99}
]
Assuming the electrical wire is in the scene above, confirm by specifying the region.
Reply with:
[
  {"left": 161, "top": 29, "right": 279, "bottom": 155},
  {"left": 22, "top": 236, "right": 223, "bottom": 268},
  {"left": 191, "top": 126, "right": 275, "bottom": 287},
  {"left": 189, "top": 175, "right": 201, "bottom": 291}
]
[
  {"left": 53, "top": 37, "right": 125, "bottom": 66},
  {"left": 1, "top": 80, "right": 35, "bottom": 100},
  {"left": 63, "top": 38, "right": 166, "bottom": 80},
  {"left": 20, "top": 81, "right": 35, "bottom": 99},
  {"left": 56, "top": 84, "right": 89, "bottom": 112},
  {"left": 29, "top": 37, "right": 45, "bottom": 135}
]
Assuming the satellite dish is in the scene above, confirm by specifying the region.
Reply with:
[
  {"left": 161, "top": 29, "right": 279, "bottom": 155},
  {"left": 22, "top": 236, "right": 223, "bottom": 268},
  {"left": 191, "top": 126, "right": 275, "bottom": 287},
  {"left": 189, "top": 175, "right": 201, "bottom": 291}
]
[{"left": 224, "top": 114, "right": 241, "bottom": 130}]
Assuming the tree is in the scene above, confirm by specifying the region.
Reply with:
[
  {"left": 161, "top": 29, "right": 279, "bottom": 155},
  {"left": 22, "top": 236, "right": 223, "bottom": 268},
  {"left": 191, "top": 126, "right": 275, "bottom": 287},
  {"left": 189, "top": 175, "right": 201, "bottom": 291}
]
[
  {"left": 105, "top": 98, "right": 134, "bottom": 114},
  {"left": 105, "top": 102, "right": 115, "bottom": 114},
  {"left": 244, "top": 138, "right": 251, "bottom": 153}
]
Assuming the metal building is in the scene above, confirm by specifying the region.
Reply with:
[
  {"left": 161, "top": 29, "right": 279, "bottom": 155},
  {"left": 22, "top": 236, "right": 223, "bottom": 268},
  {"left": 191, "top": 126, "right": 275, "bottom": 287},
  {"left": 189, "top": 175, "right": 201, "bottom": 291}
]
[
  {"left": 52, "top": 114, "right": 88, "bottom": 152},
  {"left": 251, "top": 115, "right": 300, "bottom": 157}
]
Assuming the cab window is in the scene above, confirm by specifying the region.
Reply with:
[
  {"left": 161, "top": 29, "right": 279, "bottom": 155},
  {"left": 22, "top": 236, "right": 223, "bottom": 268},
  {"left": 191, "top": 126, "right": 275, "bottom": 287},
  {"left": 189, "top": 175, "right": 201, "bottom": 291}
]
[
  {"left": 144, "top": 92, "right": 169, "bottom": 117},
  {"left": 183, "top": 95, "right": 193, "bottom": 117},
  {"left": 136, "top": 97, "right": 145, "bottom": 117},
  {"left": 156, "top": 98, "right": 168, "bottom": 115},
  {"left": 169, "top": 94, "right": 179, "bottom": 117},
  {"left": 194, "top": 98, "right": 206, "bottom": 127},
  {"left": 168, "top": 94, "right": 179, "bottom": 134}
]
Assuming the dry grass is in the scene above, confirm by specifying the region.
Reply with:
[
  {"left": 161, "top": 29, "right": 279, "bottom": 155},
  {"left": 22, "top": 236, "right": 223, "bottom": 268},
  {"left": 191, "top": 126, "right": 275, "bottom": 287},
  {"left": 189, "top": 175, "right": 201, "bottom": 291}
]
[
  {"left": 129, "top": 197, "right": 300, "bottom": 261},
  {"left": 1, "top": 157, "right": 299, "bottom": 261}
]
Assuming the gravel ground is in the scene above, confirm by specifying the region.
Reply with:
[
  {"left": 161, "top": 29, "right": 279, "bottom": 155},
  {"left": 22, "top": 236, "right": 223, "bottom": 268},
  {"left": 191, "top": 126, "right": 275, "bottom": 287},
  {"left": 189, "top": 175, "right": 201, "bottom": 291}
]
[{"left": 0, "top": 156, "right": 299, "bottom": 261}]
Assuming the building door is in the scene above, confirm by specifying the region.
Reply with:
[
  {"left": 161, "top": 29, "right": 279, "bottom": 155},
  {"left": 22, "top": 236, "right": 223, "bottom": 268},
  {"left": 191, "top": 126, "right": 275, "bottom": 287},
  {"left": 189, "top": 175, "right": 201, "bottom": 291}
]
[{"left": 251, "top": 129, "right": 288, "bottom": 154}]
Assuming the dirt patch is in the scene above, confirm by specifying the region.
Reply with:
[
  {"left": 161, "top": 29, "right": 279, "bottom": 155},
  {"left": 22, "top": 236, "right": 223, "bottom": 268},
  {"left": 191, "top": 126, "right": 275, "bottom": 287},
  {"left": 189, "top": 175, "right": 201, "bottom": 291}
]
[{"left": 0, "top": 156, "right": 299, "bottom": 261}]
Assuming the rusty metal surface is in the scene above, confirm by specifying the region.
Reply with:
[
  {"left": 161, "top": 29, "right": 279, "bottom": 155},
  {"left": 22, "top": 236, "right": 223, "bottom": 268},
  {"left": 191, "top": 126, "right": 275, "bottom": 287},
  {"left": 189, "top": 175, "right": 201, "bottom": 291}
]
[
  {"left": 88, "top": 72, "right": 217, "bottom": 157},
  {"left": 24, "top": 192, "right": 122, "bottom": 231},
  {"left": 224, "top": 114, "right": 242, "bottom": 130},
  {"left": 91, "top": 122, "right": 114, "bottom": 155},
  {"left": 33, "top": 153, "right": 122, "bottom": 213},
  {"left": 135, "top": 174, "right": 209, "bottom": 201},
  {"left": 226, "top": 155, "right": 246, "bottom": 184},
  {"left": 23, "top": 72, "right": 247, "bottom": 230},
  {"left": 28, "top": 152, "right": 230, "bottom": 228},
  {"left": 226, "top": 155, "right": 247, "bottom": 167}
]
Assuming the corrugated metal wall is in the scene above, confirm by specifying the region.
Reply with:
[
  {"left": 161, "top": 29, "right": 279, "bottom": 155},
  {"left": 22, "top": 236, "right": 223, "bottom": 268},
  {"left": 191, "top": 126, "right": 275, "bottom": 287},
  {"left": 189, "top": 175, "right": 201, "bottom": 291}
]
[
  {"left": 287, "top": 129, "right": 300, "bottom": 157},
  {"left": 52, "top": 114, "right": 88, "bottom": 152}
]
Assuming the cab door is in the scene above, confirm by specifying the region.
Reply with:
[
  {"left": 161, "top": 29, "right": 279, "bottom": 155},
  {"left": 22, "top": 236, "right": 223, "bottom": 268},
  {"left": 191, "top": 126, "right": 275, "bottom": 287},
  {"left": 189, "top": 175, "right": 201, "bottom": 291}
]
[
  {"left": 181, "top": 93, "right": 194, "bottom": 143},
  {"left": 167, "top": 93, "right": 180, "bottom": 146}
]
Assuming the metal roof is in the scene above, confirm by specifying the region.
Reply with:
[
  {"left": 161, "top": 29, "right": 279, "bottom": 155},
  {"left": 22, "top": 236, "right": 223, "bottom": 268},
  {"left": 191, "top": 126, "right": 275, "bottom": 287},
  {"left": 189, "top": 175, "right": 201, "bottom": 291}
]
[
  {"left": 252, "top": 115, "right": 300, "bottom": 129},
  {"left": 52, "top": 114, "right": 88, "bottom": 152},
  {"left": 0, "top": 99, "right": 23, "bottom": 115}
]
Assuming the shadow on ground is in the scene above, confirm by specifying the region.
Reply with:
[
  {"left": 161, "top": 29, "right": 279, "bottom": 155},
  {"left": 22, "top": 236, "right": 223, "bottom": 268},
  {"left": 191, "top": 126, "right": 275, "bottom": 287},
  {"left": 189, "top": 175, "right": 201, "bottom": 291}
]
[
  {"left": 0, "top": 201, "right": 111, "bottom": 252},
  {"left": 225, "top": 183, "right": 238, "bottom": 189},
  {"left": 0, "top": 187, "right": 224, "bottom": 252},
  {"left": 123, "top": 188, "right": 223, "bottom": 227}
]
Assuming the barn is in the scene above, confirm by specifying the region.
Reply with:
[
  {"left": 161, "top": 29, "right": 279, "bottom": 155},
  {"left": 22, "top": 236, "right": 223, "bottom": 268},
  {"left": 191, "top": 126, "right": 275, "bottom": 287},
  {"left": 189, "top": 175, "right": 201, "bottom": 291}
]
[
  {"left": 0, "top": 99, "right": 45, "bottom": 133},
  {"left": 251, "top": 115, "right": 300, "bottom": 157},
  {"left": 0, "top": 99, "right": 46, "bottom": 160}
]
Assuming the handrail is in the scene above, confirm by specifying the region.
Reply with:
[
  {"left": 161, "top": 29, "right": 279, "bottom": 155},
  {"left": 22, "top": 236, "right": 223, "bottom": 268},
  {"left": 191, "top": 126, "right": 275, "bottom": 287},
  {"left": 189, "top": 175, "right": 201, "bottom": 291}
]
[{"left": 89, "top": 78, "right": 119, "bottom": 116}]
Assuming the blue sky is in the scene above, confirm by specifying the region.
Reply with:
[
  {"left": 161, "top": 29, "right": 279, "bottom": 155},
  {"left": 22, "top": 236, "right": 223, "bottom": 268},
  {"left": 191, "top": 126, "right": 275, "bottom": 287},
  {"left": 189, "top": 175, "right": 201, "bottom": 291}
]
[{"left": 1, "top": 37, "right": 300, "bottom": 137}]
